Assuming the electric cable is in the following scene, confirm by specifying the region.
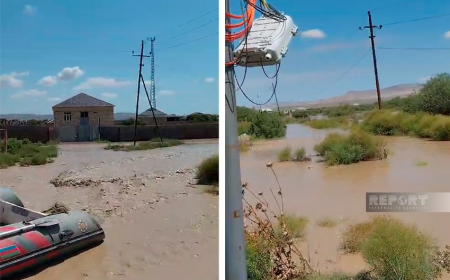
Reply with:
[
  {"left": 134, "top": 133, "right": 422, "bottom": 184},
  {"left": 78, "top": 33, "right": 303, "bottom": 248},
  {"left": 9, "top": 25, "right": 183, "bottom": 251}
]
[
  {"left": 378, "top": 47, "right": 450, "bottom": 50},
  {"left": 178, "top": 8, "right": 218, "bottom": 27},
  {"left": 380, "top": 12, "right": 450, "bottom": 26},
  {"left": 317, "top": 49, "right": 371, "bottom": 96}
]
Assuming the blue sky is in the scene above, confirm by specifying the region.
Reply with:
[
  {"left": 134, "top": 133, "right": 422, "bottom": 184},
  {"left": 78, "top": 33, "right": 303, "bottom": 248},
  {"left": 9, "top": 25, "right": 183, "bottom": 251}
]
[
  {"left": 0, "top": 0, "right": 218, "bottom": 115},
  {"left": 231, "top": 0, "right": 450, "bottom": 107}
]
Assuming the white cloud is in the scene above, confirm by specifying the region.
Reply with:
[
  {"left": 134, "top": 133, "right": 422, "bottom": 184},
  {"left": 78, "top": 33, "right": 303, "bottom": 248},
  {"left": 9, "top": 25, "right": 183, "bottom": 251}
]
[
  {"left": 47, "top": 97, "right": 61, "bottom": 102},
  {"left": 101, "top": 93, "right": 117, "bottom": 99},
  {"left": 205, "top": 77, "right": 215, "bottom": 83},
  {"left": 444, "top": 31, "right": 450, "bottom": 39},
  {"left": 300, "top": 29, "right": 326, "bottom": 39},
  {"left": 74, "top": 77, "right": 132, "bottom": 91},
  {"left": 38, "top": 76, "right": 58, "bottom": 87},
  {"left": 0, "top": 71, "right": 29, "bottom": 88},
  {"left": 158, "top": 90, "right": 175, "bottom": 96},
  {"left": 37, "top": 66, "right": 84, "bottom": 87},
  {"left": 23, "top": 5, "right": 37, "bottom": 15},
  {"left": 12, "top": 89, "right": 47, "bottom": 98},
  {"left": 57, "top": 66, "right": 84, "bottom": 81}
]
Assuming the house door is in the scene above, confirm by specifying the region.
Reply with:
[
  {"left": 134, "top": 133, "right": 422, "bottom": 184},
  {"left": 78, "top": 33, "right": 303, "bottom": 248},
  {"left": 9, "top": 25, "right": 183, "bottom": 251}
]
[{"left": 78, "top": 112, "right": 90, "bottom": 141}]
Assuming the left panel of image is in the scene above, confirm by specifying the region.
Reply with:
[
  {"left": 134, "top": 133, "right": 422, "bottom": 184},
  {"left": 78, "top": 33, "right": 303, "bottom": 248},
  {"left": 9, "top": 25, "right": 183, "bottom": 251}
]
[{"left": 0, "top": 1, "right": 219, "bottom": 279}]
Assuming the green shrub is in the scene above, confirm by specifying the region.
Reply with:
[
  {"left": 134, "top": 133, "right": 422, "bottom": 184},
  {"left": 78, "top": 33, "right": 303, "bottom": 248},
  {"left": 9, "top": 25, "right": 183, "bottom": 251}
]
[
  {"left": 248, "top": 112, "right": 286, "bottom": 139},
  {"left": 292, "top": 110, "right": 309, "bottom": 119},
  {"left": 360, "top": 109, "right": 450, "bottom": 141},
  {"left": 196, "top": 154, "right": 219, "bottom": 185},
  {"left": 314, "top": 131, "right": 388, "bottom": 166},
  {"left": 306, "top": 117, "right": 350, "bottom": 129},
  {"left": 0, "top": 138, "right": 58, "bottom": 169},
  {"left": 246, "top": 238, "right": 272, "bottom": 280},
  {"left": 294, "top": 147, "right": 306, "bottom": 161},
  {"left": 278, "top": 146, "right": 292, "bottom": 162},
  {"left": 105, "top": 139, "right": 183, "bottom": 151},
  {"left": 276, "top": 214, "right": 308, "bottom": 239},
  {"left": 340, "top": 215, "right": 394, "bottom": 254},
  {"left": 238, "top": 121, "right": 251, "bottom": 135},
  {"left": 416, "top": 73, "right": 450, "bottom": 115},
  {"left": 361, "top": 217, "right": 439, "bottom": 280}
]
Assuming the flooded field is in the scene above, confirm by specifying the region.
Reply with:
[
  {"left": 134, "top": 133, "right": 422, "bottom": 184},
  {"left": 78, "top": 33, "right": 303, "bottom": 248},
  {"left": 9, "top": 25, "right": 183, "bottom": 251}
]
[
  {"left": 0, "top": 140, "right": 218, "bottom": 280},
  {"left": 241, "top": 124, "right": 450, "bottom": 276}
]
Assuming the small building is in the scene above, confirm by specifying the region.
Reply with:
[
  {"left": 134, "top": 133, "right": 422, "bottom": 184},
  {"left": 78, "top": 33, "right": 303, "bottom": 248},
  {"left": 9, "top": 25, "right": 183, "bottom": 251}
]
[
  {"left": 52, "top": 93, "right": 114, "bottom": 142},
  {"left": 52, "top": 93, "right": 115, "bottom": 127},
  {"left": 261, "top": 108, "right": 273, "bottom": 112},
  {"left": 138, "top": 108, "right": 171, "bottom": 125}
]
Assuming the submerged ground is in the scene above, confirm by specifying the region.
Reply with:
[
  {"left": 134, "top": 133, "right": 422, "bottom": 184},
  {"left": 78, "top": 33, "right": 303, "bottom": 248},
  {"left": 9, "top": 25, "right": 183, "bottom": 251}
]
[
  {"left": 0, "top": 140, "right": 218, "bottom": 280},
  {"left": 241, "top": 124, "right": 450, "bottom": 277}
]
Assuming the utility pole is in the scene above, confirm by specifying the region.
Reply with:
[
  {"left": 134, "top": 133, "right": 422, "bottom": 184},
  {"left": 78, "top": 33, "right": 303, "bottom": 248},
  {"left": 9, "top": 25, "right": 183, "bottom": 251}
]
[
  {"left": 225, "top": 0, "right": 247, "bottom": 279},
  {"left": 360, "top": 11, "right": 382, "bottom": 109},
  {"left": 132, "top": 40, "right": 151, "bottom": 146},
  {"left": 148, "top": 37, "right": 157, "bottom": 109}
]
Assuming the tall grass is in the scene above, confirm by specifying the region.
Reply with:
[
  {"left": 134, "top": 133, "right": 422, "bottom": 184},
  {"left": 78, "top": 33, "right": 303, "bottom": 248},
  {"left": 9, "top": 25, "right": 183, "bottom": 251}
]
[
  {"left": 361, "top": 109, "right": 450, "bottom": 140},
  {"left": 104, "top": 139, "right": 183, "bottom": 151},
  {"left": 314, "top": 130, "right": 388, "bottom": 166},
  {"left": 0, "top": 138, "right": 58, "bottom": 169},
  {"left": 305, "top": 117, "right": 350, "bottom": 129},
  {"left": 196, "top": 154, "right": 219, "bottom": 185},
  {"left": 341, "top": 216, "right": 445, "bottom": 280},
  {"left": 277, "top": 146, "right": 311, "bottom": 162}
]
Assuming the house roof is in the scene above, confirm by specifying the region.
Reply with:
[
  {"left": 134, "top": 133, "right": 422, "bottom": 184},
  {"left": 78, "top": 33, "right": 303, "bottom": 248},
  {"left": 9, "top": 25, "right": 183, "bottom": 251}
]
[
  {"left": 52, "top": 93, "right": 114, "bottom": 108},
  {"left": 139, "top": 108, "right": 168, "bottom": 117}
]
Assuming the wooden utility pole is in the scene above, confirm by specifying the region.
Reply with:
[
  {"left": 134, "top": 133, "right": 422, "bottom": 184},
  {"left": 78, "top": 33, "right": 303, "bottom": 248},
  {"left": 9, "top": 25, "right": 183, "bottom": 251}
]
[
  {"left": 360, "top": 11, "right": 382, "bottom": 109},
  {"left": 132, "top": 40, "right": 151, "bottom": 146}
]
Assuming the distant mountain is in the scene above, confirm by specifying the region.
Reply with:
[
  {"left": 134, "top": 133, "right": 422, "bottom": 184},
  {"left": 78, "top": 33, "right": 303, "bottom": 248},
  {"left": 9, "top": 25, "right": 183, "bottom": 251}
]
[{"left": 272, "top": 83, "right": 424, "bottom": 110}]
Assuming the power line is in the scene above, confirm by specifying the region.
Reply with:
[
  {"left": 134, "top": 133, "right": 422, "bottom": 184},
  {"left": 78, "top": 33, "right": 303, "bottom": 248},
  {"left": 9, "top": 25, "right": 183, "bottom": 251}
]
[
  {"left": 178, "top": 8, "right": 218, "bottom": 27},
  {"left": 156, "top": 32, "right": 218, "bottom": 52},
  {"left": 157, "top": 18, "right": 218, "bottom": 45},
  {"left": 378, "top": 47, "right": 450, "bottom": 50},
  {"left": 380, "top": 12, "right": 450, "bottom": 26},
  {"left": 317, "top": 49, "right": 371, "bottom": 96}
]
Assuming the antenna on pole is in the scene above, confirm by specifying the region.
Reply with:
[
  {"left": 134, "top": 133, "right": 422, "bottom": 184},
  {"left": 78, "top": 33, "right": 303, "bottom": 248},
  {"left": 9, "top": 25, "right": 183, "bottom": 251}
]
[{"left": 148, "top": 37, "right": 157, "bottom": 110}]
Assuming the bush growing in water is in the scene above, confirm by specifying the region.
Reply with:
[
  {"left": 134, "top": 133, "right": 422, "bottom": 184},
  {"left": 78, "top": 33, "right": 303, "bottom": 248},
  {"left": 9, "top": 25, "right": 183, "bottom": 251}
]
[
  {"left": 0, "top": 138, "right": 58, "bottom": 168},
  {"left": 361, "top": 109, "right": 450, "bottom": 141},
  {"left": 248, "top": 112, "right": 286, "bottom": 139},
  {"left": 340, "top": 216, "right": 450, "bottom": 280},
  {"left": 314, "top": 130, "right": 388, "bottom": 165},
  {"left": 196, "top": 154, "right": 219, "bottom": 185}
]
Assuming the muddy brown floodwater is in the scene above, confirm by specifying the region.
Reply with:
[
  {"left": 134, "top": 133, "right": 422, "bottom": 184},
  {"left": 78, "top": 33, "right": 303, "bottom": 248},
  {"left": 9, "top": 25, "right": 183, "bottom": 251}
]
[
  {"left": 0, "top": 140, "right": 218, "bottom": 280},
  {"left": 241, "top": 124, "right": 450, "bottom": 277}
]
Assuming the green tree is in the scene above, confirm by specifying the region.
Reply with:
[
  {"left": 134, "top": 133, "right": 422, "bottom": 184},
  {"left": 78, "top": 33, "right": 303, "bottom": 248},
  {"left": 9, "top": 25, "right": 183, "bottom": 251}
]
[
  {"left": 416, "top": 73, "right": 450, "bottom": 115},
  {"left": 248, "top": 112, "right": 285, "bottom": 139}
]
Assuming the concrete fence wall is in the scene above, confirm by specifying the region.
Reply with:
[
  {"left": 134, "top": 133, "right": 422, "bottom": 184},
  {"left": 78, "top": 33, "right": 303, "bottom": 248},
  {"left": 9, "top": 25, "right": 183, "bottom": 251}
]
[
  {"left": 0, "top": 125, "right": 55, "bottom": 143},
  {"left": 99, "top": 123, "right": 219, "bottom": 142},
  {"left": 0, "top": 122, "right": 218, "bottom": 143}
]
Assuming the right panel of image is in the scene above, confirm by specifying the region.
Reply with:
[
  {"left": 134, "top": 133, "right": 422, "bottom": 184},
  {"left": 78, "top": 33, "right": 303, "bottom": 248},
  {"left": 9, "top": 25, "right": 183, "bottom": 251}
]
[{"left": 224, "top": 0, "right": 450, "bottom": 279}]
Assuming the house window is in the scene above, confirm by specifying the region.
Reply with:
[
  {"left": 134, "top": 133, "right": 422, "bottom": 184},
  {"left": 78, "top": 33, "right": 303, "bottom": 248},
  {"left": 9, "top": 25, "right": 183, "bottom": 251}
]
[
  {"left": 80, "top": 112, "right": 89, "bottom": 118},
  {"left": 64, "top": 112, "right": 71, "bottom": 122}
]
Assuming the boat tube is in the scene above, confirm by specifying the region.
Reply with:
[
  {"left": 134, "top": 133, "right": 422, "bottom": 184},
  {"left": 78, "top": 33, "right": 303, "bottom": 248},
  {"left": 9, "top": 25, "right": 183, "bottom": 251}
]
[{"left": 0, "top": 187, "right": 105, "bottom": 278}]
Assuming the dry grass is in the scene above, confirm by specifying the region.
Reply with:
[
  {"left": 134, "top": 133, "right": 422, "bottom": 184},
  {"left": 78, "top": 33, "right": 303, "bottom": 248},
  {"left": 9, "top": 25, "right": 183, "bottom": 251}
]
[
  {"left": 243, "top": 163, "right": 313, "bottom": 280},
  {"left": 104, "top": 139, "right": 182, "bottom": 151}
]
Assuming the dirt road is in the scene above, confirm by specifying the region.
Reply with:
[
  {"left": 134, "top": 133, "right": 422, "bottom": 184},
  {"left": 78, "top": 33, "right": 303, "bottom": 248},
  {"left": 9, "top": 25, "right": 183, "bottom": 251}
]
[{"left": 0, "top": 141, "right": 218, "bottom": 280}]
